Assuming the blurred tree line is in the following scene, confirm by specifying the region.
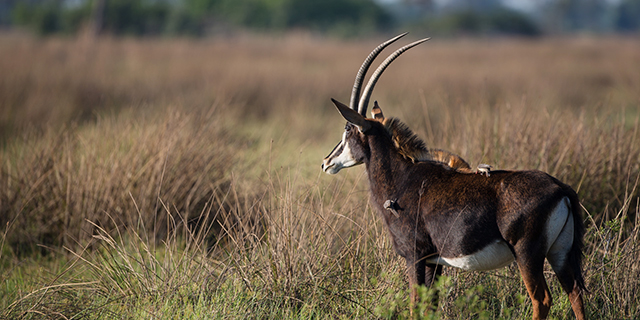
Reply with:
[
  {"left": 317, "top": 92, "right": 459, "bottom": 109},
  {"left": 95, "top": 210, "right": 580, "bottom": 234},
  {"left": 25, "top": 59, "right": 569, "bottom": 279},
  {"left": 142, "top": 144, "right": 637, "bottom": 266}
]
[
  {"left": 396, "top": 0, "right": 640, "bottom": 36},
  {"left": 2, "top": 0, "right": 640, "bottom": 37},
  {"left": 4, "top": 0, "right": 391, "bottom": 37}
]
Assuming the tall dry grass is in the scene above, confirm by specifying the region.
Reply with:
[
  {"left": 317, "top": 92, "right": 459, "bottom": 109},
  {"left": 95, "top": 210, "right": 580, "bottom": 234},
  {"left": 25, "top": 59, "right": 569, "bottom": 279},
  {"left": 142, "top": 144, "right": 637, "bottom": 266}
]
[{"left": 1, "top": 33, "right": 639, "bottom": 318}]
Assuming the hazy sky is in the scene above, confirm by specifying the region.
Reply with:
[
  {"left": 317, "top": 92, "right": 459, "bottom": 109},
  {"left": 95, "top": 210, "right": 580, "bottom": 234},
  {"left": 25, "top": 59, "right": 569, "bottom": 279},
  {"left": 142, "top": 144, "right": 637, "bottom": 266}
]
[
  {"left": 501, "top": 0, "right": 537, "bottom": 12},
  {"left": 374, "top": 0, "right": 538, "bottom": 12},
  {"left": 377, "top": 0, "right": 622, "bottom": 13}
]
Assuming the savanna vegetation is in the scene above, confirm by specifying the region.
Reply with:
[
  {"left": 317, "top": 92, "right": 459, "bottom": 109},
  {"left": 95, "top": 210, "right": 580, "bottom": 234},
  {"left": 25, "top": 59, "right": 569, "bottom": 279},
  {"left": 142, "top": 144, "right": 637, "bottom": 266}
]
[{"left": 1, "top": 32, "right": 639, "bottom": 318}]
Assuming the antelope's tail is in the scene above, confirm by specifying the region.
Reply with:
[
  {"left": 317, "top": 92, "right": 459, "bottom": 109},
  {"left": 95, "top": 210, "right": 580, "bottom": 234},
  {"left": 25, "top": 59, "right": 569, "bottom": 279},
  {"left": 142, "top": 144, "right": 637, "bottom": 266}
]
[{"left": 567, "top": 187, "right": 587, "bottom": 292}]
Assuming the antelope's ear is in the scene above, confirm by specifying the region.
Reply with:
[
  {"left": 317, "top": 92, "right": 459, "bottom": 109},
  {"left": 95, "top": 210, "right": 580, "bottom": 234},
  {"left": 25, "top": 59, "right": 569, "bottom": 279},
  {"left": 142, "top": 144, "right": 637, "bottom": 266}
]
[
  {"left": 331, "top": 98, "right": 371, "bottom": 132},
  {"left": 371, "top": 101, "right": 385, "bottom": 121}
]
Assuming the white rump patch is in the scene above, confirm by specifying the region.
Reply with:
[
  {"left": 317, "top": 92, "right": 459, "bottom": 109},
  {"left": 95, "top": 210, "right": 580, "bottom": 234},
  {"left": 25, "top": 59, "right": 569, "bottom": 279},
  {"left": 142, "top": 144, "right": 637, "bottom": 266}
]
[
  {"left": 545, "top": 197, "right": 574, "bottom": 272},
  {"left": 425, "top": 240, "right": 515, "bottom": 271}
]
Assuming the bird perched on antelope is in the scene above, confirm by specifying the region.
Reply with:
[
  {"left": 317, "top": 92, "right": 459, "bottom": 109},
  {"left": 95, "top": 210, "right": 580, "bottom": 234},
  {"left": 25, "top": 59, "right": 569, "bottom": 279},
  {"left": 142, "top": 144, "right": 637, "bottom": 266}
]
[{"left": 476, "top": 164, "right": 493, "bottom": 176}]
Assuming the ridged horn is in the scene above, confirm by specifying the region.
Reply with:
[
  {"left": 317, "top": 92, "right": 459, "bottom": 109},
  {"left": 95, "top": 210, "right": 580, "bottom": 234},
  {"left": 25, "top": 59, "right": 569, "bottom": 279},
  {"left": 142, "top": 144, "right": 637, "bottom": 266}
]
[
  {"left": 349, "top": 33, "right": 408, "bottom": 111},
  {"left": 358, "top": 38, "right": 430, "bottom": 116}
]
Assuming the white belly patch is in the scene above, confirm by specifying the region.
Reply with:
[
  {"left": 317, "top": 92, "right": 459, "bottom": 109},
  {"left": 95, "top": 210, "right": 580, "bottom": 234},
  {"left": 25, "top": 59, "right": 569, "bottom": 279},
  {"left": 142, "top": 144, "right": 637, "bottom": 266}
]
[{"left": 424, "top": 240, "right": 515, "bottom": 271}]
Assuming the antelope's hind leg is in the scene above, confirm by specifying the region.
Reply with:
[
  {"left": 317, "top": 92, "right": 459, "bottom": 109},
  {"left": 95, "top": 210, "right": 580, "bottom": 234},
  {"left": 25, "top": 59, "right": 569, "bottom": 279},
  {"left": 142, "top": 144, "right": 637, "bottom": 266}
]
[
  {"left": 550, "top": 267, "right": 586, "bottom": 320},
  {"left": 546, "top": 213, "right": 586, "bottom": 320},
  {"left": 515, "top": 250, "right": 552, "bottom": 319}
]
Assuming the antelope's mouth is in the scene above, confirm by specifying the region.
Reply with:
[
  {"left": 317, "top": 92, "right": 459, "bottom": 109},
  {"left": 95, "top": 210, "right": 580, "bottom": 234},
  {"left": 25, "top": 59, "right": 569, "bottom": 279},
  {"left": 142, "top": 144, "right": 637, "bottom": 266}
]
[{"left": 322, "top": 162, "right": 335, "bottom": 173}]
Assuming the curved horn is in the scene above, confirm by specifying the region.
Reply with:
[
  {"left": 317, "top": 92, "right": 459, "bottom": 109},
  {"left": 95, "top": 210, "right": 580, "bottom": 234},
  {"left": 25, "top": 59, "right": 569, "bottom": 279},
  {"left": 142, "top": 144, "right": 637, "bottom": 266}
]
[
  {"left": 349, "top": 33, "right": 408, "bottom": 111},
  {"left": 358, "top": 37, "right": 431, "bottom": 116}
]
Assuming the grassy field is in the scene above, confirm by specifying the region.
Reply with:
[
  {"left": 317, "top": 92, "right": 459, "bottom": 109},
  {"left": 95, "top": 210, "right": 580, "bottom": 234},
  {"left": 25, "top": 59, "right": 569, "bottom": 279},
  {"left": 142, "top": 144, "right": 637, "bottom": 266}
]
[{"left": 1, "top": 32, "right": 639, "bottom": 319}]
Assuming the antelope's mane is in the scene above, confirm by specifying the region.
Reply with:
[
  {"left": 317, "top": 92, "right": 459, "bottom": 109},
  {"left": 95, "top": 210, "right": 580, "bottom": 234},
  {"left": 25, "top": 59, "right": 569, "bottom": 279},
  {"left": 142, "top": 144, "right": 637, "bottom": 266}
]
[
  {"left": 382, "top": 118, "right": 472, "bottom": 171},
  {"left": 382, "top": 118, "right": 430, "bottom": 162}
]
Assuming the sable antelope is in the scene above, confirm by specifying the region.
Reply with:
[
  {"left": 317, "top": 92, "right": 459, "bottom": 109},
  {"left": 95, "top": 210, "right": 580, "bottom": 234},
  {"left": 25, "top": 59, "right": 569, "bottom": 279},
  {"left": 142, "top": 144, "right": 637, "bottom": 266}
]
[{"left": 321, "top": 34, "right": 587, "bottom": 320}]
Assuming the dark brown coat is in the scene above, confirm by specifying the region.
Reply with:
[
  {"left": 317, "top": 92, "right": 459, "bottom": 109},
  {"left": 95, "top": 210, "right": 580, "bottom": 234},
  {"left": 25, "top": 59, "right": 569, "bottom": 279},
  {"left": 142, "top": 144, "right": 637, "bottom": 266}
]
[{"left": 324, "top": 102, "right": 586, "bottom": 320}]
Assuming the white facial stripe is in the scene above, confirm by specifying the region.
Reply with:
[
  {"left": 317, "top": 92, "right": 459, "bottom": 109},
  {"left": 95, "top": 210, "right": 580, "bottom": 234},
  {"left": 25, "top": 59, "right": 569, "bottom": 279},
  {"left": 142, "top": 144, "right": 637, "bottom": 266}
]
[
  {"left": 334, "top": 140, "right": 358, "bottom": 164},
  {"left": 425, "top": 240, "right": 515, "bottom": 271},
  {"left": 322, "top": 131, "right": 362, "bottom": 174}
]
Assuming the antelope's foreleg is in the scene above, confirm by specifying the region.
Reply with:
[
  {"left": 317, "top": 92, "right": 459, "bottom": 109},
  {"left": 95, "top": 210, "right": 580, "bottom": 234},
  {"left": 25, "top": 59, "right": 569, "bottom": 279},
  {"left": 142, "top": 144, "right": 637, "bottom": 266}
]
[
  {"left": 424, "top": 263, "right": 443, "bottom": 310},
  {"left": 407, "top": 258, "right": 442, "bottom": 317},
  {"left": 406, "top": 258, "right": 426, "bottom": 309}
]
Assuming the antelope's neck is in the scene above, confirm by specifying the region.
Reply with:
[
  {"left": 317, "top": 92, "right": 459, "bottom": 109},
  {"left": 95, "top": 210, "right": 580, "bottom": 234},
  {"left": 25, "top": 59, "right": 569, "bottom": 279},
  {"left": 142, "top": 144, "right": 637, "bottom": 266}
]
[{"left": 364, "top": 136, "right": 411, "bottom": 204}]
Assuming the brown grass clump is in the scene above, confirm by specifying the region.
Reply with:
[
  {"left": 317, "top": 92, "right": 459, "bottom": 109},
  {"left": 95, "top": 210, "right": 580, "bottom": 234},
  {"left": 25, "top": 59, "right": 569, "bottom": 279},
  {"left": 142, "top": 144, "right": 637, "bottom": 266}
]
[{"left": 0, "top": 107, "right": 242, "bottom": 253}]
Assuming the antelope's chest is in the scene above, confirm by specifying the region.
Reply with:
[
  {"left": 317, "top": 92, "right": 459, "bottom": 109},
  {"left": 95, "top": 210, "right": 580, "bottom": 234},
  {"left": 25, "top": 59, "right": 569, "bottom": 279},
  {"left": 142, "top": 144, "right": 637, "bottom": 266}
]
[{"left": 424, "top": 240, "right": 515, "bottom": 271}]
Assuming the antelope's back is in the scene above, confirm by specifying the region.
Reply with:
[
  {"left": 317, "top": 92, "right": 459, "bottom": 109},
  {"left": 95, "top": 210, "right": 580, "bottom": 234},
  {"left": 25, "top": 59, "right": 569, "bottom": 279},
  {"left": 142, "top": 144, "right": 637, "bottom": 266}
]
[{"left": 411, "top": 164, "right": 575, "bottom": 223}]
